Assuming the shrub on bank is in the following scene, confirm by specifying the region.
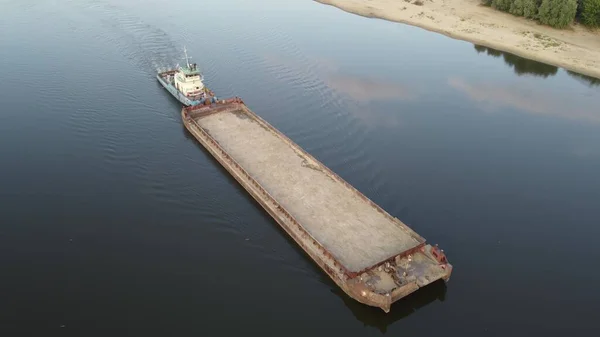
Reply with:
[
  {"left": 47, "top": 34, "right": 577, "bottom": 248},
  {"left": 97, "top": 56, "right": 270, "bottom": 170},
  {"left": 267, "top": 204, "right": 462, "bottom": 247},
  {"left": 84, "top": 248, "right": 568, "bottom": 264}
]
[
  {"left": 538, "top": 0, "right": 578, "bottom": 28},
  {"left": 482, "top": 0, "right": 580, "bottom": 28},
  {"left": 492, "top": 0, "right": 513, "bottom": 11},
  {"left": 523, "top": 0, "right": 541, "bottom": 18},
  {"left": 509, "top": 0, "right": 526, "bottom": 15},
  {"left": 581, "top": 0, "right": 600, "bottom": 26}
]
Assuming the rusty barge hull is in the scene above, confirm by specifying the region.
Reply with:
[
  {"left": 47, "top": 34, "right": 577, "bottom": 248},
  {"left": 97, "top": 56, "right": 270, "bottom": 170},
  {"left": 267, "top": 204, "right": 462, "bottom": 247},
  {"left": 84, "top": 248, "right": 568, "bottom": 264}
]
[{"left": 182, "top": 99, "right": 452, "bottom": 312}]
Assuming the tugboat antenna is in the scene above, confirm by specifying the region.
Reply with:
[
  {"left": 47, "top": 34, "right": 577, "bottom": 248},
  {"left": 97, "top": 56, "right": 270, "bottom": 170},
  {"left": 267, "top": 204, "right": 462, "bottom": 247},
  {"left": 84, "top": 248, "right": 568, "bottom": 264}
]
[{"left": 183, "top": 46, "right": 191, "bottom": 68}]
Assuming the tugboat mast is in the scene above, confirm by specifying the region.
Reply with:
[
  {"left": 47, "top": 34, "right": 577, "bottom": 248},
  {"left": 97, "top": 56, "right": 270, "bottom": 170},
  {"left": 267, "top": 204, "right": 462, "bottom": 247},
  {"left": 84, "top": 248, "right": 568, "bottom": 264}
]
[{"left": 183, "top": 46, "right": 191, "bottom": 69}]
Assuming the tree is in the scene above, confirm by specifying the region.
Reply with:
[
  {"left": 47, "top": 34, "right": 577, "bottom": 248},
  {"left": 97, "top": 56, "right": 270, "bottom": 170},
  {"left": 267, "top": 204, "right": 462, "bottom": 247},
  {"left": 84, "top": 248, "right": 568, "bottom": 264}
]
[
  {"left": 538, "top": 0, "right": 578, "bottom": 28},
  {"left": 492, "top": 0, "right": 514, "bottom": 11},
  {"left": 581, "top": 0, "right": 600, "bottom": 26},
  {"left": 509, "top": 0, "right": 541, "bottom": 17},
  {"left": 510, "top": 0, "right": 526, "bottom": 15},
  {"left": 523, "top": 0, "right": 541, "bottom": 18}
]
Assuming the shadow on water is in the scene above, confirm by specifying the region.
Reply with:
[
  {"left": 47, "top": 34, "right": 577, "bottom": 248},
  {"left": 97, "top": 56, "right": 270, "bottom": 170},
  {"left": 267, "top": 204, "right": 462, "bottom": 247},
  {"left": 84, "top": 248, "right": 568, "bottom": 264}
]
[{"left": 474, "top": 44, "right": 558, "bottom": 78}]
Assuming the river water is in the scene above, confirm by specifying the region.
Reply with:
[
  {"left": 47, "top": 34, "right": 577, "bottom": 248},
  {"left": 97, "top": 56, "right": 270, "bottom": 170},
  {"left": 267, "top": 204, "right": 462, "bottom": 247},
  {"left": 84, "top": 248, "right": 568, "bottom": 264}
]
[{"left": 1, "top": 0, "right": 599, "bottom": 335}]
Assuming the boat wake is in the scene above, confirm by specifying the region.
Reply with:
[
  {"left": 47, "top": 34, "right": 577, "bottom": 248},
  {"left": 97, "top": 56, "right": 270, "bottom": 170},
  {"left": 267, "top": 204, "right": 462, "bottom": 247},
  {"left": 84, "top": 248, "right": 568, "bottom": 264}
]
[{"left": 67, "top": 0, "right": 185, "bottom": 77}]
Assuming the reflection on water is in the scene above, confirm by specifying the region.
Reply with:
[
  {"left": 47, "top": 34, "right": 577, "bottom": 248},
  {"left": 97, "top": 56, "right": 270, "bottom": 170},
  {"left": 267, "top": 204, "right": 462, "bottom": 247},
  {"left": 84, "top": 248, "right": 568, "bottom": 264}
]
[
  {"left": 474, "top": 44, "right": 558, "bottom": 78},
  {"left": 567, "top": 70, "right": 600, "bottom": 87},
  {"left": 474, "top": 44, "right": 600, "bottom": 88},
  {"left": 324, "top": 73, "right": 415, "bottom": 103},
  {"left": 469, "top": 44, "right": 600, "bottom": 124},
  {"left": 448, "top": 77, "right": 600, "bottom": 122},
  {"left": 262, "top": 53, "right": 415, "bottom": 103},
  {"left": 335, "top": 281, "right": 447, "bottom": 334},
  {"left": 261, "top": 53, "right": 413, "bottom": 127}
]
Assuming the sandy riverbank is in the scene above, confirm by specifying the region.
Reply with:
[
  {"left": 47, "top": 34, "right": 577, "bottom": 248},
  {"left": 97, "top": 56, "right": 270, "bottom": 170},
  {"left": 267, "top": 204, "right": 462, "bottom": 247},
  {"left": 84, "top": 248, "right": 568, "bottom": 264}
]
[{"left": 316, "top": 0, "right": 600, "bottom": 79}]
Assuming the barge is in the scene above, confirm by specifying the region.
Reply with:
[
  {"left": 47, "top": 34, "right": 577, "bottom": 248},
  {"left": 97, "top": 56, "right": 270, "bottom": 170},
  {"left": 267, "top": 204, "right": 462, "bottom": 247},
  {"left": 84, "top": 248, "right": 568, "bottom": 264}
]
[{"left": 180, "top": 98, "right": 453, "bottom": 312}]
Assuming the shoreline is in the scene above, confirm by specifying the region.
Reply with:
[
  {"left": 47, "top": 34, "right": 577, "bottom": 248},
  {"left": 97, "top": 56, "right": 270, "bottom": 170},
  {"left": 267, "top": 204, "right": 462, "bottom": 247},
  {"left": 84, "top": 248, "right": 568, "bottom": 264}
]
[{"left": 315, "top": 0, "right": 600, "bottom": 79}]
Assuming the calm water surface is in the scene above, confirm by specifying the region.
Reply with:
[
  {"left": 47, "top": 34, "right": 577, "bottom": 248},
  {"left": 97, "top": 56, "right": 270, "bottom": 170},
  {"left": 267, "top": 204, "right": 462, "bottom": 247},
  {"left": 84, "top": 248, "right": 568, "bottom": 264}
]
[{"left": 1, "top": 0, "right": 599, "bottom": 335}]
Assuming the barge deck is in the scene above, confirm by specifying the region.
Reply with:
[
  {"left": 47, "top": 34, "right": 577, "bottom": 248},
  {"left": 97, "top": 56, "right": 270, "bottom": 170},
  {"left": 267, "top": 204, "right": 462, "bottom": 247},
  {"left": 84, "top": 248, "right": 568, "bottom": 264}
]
[{"left": 182, "top": 99, "right": 452, "bottom": 312}]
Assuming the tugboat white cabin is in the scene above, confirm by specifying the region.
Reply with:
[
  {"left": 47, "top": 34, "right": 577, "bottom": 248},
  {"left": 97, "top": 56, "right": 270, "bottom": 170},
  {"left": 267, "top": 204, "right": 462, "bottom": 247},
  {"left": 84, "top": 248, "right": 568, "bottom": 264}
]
[{"left": 157, "top": 46, "right": 216, "bottom": 106}]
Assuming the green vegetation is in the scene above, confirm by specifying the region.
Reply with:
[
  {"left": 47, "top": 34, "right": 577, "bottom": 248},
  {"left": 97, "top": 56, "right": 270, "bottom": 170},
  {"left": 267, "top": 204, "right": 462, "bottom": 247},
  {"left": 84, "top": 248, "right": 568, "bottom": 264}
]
[
  {"left": 523, "top": 0, "right": 541, "bottom": 18},
  {"left": 492, "top": 0, "right": 513, "bottom": 11},
  {"left": 538, "top": 0, "right": 578, "bottom": 28},
  {"left": 509, "top": 0, "right": 526, "bottom": 16},
  {"left": 482, "top": 0, "right": 588, "bottom": 28},
  {"left": 510, "top": 0, "right": 541, "bottom": 17},
  {"left": 580, "top": 0, "right": 600, "bottom": 26}
]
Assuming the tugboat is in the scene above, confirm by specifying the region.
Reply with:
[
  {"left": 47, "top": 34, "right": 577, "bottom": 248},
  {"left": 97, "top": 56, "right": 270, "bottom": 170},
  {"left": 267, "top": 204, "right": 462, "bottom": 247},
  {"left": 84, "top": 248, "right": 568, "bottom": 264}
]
[{"left": 157, "top": 47, "right": 217, "bottom": 106}]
